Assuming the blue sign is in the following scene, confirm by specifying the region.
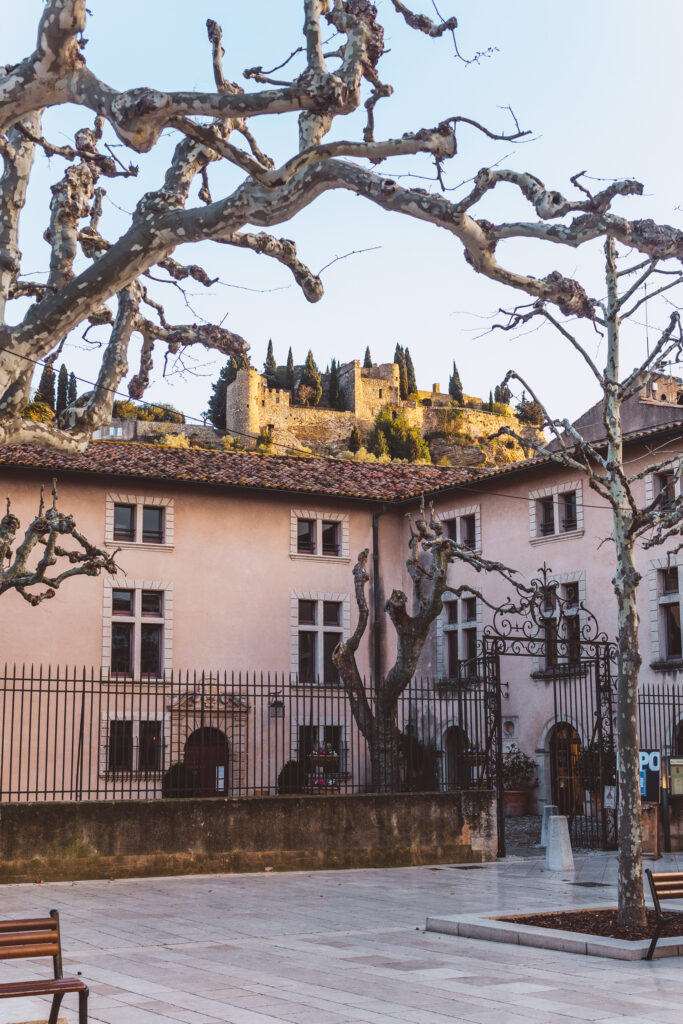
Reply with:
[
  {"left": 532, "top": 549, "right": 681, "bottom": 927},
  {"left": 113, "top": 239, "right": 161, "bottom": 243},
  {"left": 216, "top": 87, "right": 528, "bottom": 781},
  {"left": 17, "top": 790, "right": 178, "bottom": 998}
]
[{"left": 639, "top": 749, "right": 661, "bottom": 803}]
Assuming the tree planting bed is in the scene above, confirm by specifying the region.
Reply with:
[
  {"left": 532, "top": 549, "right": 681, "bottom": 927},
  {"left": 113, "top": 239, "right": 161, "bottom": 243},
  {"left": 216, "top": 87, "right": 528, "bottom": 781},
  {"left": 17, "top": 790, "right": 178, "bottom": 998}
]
[
  {"left": 504, "top": 908, "right": 683, "bottom": 942},
  {"left": 426, "top": 907, "right": 683, "bottom": 960}
]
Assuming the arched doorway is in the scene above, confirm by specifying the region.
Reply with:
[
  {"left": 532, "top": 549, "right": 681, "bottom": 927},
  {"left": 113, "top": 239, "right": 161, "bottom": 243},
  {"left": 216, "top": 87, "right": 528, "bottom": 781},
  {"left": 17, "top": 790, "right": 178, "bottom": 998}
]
[
  {"left": 444, "top": 725, "right": 472, "bottom": 790},
  {"left": 184, "top": 727, "right": 230, "bottom": 797},
  {"left": 549, "top": 722, "right": 583, "bottom": 815}
]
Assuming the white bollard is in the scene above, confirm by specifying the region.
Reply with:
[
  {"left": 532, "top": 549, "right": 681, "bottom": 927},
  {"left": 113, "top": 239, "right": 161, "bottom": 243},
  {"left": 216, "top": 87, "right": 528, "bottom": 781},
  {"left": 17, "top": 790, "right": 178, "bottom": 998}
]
[
  {"left": 540, "top": 803, "right": 560, "bottom": 847},
  {"left": 545, "top": 815, "right": 574, "bottom": 871}
]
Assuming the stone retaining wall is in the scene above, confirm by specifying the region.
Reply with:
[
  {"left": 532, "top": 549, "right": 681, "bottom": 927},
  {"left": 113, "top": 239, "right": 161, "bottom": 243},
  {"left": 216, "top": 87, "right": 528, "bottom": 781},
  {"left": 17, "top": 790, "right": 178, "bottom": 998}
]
[{"left": 0, "top": 791, "right": 496, "bottom": 882}]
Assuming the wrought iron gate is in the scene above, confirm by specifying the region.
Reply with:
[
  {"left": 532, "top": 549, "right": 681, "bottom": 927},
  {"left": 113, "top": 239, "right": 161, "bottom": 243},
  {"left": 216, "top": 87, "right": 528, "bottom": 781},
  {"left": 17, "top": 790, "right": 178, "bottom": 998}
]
[{"left": 482, "top": 565, "right": 618, "bottom": 852}]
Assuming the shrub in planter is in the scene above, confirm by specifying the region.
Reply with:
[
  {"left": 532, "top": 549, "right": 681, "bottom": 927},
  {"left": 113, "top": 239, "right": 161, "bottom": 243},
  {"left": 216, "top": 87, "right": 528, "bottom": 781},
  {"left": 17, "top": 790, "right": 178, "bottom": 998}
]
[
  {"left": 277, "top": 759, "right": 306, "bottom": 795},
  {"left": 501, "top": 749, "right": 537, "bottom": 817},
  {"left": 161, "top": 761, "right": 197, "bottom": 798}
]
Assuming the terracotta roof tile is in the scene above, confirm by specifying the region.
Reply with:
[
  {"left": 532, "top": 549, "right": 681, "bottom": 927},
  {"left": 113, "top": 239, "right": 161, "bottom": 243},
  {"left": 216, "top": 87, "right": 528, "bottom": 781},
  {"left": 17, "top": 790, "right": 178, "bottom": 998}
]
[{"left": 0, "top": 441, "right": 475, "bottom": 503}]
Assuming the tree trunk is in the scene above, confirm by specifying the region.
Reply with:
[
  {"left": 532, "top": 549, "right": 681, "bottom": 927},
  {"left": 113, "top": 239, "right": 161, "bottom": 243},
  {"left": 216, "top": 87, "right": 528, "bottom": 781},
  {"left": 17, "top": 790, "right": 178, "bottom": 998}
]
[
  {"left": 613, "top": 521, "right": 646, "bottom": 930},
  {"left": 604, "top": 236, "right": 646, "bottom": 931},
  {"left": 372, "top": 699, "right": 400, "bottom": 793}
]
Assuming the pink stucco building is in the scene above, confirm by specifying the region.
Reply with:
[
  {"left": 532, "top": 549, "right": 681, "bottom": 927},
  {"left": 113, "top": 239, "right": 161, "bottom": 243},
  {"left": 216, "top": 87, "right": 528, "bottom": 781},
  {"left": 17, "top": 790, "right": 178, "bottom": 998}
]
[{"left": 1, "top": 404, "right": 683, "bottom": 818}]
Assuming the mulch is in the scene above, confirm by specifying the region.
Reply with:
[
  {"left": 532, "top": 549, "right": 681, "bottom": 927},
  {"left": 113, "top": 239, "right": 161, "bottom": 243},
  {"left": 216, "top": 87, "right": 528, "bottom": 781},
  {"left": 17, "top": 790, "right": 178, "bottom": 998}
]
[{"left": 503, "top": 908, "right": 683, "bottom": 942}]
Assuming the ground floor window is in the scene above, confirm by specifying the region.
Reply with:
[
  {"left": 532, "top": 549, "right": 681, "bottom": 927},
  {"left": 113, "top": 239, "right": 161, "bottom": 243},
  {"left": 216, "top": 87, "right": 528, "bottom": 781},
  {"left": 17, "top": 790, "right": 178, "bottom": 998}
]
[{"left": 106, "top": 718, "right": 163, "bottom": 773}]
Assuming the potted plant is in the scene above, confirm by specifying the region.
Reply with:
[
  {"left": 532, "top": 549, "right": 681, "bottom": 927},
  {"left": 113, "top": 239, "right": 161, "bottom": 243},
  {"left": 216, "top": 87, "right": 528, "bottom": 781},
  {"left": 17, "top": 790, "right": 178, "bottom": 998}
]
[
  {"left": 307, "top": 742, "right": 340, "bottom": 770},
  {"left": 501, "top": 748, "right": 537, "bottom": 817}
]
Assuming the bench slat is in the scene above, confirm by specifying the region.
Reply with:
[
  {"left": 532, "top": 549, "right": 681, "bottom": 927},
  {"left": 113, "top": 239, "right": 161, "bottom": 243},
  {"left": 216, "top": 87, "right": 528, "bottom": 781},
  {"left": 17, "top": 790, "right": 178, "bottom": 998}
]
[
  {"left": 655, "top": 891, "right": 683, "bottom": 900},
  {"left": 0, "top": 919, "right": 56, "bottom": 934},
  {"left": 0, "top": 977, "right": 86, "bottom": 998},
  {"left": 0, "top": 930, "right": 58, "bottom": 948},
  {"left": 0, "top": 943, "right": 60, "bottom": 959},
  {"left": 650, "top": 872, "right": 683, "bottom": 882}
]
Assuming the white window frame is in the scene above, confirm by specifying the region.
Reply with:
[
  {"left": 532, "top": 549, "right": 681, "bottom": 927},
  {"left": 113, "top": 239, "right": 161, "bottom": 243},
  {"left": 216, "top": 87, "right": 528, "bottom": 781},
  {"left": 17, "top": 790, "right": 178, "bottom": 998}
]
[
  {"left": 105, "top": 493, "right": 174, "bottom": 550},
  {"left": 102, "top": 578, "right": 174, "bottom": 678},
  {"left": 437, "top": 595, "right": 482, "bottom": 679},
  {"left": 435, "top": 504, "right": 481, "bottom": 552},
  {"left": 290, "top": 591, "right": 351, "bottom": 683},
  {"left": 290, "top": 509, "right": 350, "bottom": 562},
  {"left": 531, "top": 570, "right": 586, "bottom": 673},
  {"left": 99, "top": 711, "right": 169, "bottom": 776},
  {"left": 528, "top": 482, "right": 583, "bottom": 543},
  {"left": 648, "top": 554, "right": 683, "bottom": 666},
  {"left": 645, "top": 470, "right": 681, "bottom": 509}
]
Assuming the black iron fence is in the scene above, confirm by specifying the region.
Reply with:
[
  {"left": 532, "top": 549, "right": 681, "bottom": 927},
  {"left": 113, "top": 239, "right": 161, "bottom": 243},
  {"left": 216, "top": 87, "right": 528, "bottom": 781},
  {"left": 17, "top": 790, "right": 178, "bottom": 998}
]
[
  {"left": 0, "top": 665, "right": 495, "bottom": 802},
  {"left": 639, "top": 682, "right": 683, "bottom": 772}
]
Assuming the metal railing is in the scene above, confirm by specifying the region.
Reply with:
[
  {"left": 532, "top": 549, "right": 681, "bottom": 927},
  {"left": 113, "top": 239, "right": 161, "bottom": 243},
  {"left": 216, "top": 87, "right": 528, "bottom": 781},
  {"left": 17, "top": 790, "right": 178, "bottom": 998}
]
[{"left": 0, "top": 666, "right": 493, "bottom": 803}]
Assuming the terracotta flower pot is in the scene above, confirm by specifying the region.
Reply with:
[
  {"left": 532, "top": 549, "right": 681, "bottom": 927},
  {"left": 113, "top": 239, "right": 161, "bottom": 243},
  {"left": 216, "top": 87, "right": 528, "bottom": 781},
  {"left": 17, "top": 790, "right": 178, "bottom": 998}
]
[{"left": 503, "top": 789, "right": 530, "bottom": 817}]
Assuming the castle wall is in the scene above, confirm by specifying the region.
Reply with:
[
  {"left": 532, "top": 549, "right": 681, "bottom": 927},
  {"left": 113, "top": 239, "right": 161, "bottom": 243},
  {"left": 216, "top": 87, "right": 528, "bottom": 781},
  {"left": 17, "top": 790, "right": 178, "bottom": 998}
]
[{"left": 224, "top": 364, "right": 541, "bottom": 465}]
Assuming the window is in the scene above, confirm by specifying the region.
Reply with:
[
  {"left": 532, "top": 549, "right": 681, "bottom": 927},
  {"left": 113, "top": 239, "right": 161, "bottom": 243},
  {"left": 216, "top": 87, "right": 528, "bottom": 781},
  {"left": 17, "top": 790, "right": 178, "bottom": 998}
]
[
  {"left": 440, "top": 507, "right": 480, "bottom": 550},
  {"left": 538, "top": 496, "right": 555, "bottom": 536},
  {"left": 442, "top": 597, "right": 479, "bottom": 679},
  {"left": 461, "top": 515, "right": 476, "bottom": 549},
  {"left": 106, "top": 718, "right": 162, "bottom": 773},
  {"left": 656, "top": 472, "right": 675, "bottom": 511},
  {"left": 112, "top": 588, "right": 134, "bottom": 615},
  {"left": 105, "top": 582, "right": 170, "bottom": 677},
  {"left": 297, "top": 519, "right": 316, "bottom": 554},
  {"left": 658, "top": 566, "right": 683, "bottom": 661},
  {"left": 106, "top": 495, "right": 173, "bottom": 548},
  {"left": 561, "top": 491, "right": 577, "bottom": 532},
  {"left": 111, "top": 623, "right": 133, "bottom": 674},
  {"left": 113, "top": 504, "right": 135, "bottom": 542},
  {"left": 537, "top": 575, "right": 584, "bottom": 669},
  {"left": 295, "top": 597, "right": 345, "bottom": 683},
  {"left": 298, "top": 724, "right": 344, "bottom": 768},
  {"left": 291, "top": 511, "right": 349, "bottom": 559},
  {"left": 530, "top": 485, "right": 582, "bottom": 541},
  {"left": 322, "top": 521, "right": 341, "bottom": 556},
  {"left": 142, "top": 507, "right": 164, "bottom": 544}
]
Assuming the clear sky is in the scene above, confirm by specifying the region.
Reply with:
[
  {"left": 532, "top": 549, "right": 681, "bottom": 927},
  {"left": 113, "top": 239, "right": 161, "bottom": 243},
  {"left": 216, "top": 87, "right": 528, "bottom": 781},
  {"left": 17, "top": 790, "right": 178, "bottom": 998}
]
[{"left": 5, "top": 1, "right": 683, "bottom": 426}]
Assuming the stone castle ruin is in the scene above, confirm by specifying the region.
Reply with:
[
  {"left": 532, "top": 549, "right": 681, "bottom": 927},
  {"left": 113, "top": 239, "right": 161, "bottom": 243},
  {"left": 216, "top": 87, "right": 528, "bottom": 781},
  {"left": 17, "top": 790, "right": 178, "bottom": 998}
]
[{"left": 225, "top": 360, "right": 542, "bottom": 466}]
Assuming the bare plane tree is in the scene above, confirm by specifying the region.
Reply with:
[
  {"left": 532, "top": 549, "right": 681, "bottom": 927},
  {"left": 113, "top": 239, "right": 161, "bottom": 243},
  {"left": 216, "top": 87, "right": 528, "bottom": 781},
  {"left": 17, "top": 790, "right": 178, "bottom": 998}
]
[
  {"left": 486, "top": 238, "right": 683, "bottom": 930},
  {"left": 0, "top": 480, "right": 117, "bottom": 604},
  {"left": 333, "top": 502, "right": 524, "bottom": 792}
]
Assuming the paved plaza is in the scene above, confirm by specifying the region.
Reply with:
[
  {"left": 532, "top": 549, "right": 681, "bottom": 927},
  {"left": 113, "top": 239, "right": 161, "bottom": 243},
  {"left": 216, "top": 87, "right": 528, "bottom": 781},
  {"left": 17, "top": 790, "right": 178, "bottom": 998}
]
[{"left": 1, "top": 852, "right": 683, "bottom": 1024}]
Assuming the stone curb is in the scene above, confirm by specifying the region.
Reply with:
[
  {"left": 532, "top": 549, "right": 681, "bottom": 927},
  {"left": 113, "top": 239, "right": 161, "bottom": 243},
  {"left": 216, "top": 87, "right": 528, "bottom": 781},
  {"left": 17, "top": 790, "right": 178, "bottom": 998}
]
[{"left": 426, "top": 907, "right": 683, "bottom": 961}]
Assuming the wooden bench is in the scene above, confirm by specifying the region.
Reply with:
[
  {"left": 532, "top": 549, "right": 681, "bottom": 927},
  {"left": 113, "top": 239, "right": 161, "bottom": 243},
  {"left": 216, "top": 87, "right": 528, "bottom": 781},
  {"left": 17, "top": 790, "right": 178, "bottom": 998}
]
[
  {"left": 645, "top": 869, "right": 683, "bottom": 960},
  {"left": 0, "top": 909, "right": 88, "bottom": 1022}
]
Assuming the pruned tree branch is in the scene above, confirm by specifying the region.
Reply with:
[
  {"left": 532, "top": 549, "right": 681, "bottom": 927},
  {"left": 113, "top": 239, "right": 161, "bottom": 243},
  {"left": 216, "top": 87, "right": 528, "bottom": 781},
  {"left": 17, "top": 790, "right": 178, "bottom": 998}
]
[{"left": 0, "top": 480, "right": 118, "bottom": 604}]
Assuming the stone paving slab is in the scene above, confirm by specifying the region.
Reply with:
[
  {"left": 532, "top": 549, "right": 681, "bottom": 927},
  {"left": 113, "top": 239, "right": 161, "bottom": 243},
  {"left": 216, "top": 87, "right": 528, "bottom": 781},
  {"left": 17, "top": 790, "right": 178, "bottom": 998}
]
[{"left": 0, "top": 853, "right": 682, "bottom": 1023}]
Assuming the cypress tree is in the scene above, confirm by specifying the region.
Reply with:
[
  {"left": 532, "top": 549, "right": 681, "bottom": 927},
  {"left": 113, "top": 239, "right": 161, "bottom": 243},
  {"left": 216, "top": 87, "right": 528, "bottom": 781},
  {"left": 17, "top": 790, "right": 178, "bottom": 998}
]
[
  {"left": 398, "top": 355, "right": 409, "bottom": 401},
  {"left": 363, "top": 346, "right": 373, "bottom": 368},
  {"left": 56, "top": 364, "right": 69, "bottom": 416},
  {"left": 67, "top": 372, "right": 78, "bottom": 407},
  {"left": 371, "top": 428, "right": 389, "bottom": 458},
  {"left": 494, "top": 384, "right": 501, "bottom": 404},
  {"left": 329, "top": 358, "right": 344, "bottom": 410},
  {"left": 404, "top": 347, "right": 417, "bottom": 395},
  {"left": 448, "top": 361, "right": 463, "bottom": 404},
  {"left": 349, "top": 425, "right": 362, "bottom": 453},
  {"left": 297, "top": 350, "right": 322, "bottom": 407},
  {"left": 487, "top": 389, "right": 494, "bottom": 411},
  {"left": 35, "top": 360, "right": 56, "bottom": 410},
  {"left": 263, "top": 339, "right": 277, "bottom": 384},
  {"left": 285, "top": 347, "right": 295, "bottom": 392},
  {"left": 394, "top": 344, "right": 408, "bottom": 400}
]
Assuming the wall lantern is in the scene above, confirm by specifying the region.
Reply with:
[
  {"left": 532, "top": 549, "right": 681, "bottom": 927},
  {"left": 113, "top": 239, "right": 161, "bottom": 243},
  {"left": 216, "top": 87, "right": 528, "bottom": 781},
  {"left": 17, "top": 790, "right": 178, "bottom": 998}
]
[{"left": 269, "top": 694, "right": 285, "bottom": 719}]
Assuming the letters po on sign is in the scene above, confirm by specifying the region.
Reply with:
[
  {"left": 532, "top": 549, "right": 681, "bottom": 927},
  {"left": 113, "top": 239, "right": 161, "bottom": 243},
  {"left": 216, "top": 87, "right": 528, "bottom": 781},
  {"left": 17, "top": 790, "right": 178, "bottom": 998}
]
[{"left": 639, "top": 749, "right": 661, "bottom": 803}]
